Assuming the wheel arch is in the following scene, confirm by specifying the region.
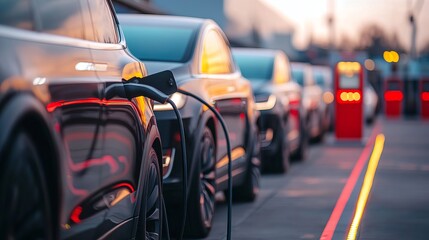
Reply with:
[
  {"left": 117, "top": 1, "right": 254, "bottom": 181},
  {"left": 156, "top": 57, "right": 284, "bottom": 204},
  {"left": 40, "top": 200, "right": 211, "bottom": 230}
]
[
  {"left": 205, "top": 116, "right": 217, "bottom": 152},
  {"left": 0, "top": 93, "right": 61, "bottom": 237}
]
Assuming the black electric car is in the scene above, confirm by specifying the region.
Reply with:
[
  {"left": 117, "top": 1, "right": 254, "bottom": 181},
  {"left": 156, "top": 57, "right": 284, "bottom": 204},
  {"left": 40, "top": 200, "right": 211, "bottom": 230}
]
[
  {"left": 119, "top": 14, "right": 260, "bottom": 237},
  {"left": 233, "top": 48, "right": 308, "bottom": 173},
  {"left": 0, "top": 1, "right": 167, "bottom": 239}
]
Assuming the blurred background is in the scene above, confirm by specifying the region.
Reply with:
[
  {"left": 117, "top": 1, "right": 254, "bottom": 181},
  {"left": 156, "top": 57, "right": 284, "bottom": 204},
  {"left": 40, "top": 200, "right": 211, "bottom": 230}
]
[{"left": 113, "top": 0, "right": 429, "bottom": 116}]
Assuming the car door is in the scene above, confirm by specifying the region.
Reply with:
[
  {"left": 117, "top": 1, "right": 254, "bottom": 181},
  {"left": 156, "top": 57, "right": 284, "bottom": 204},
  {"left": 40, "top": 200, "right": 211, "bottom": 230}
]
[
  {"left": 28, "top": 0, "right": 107, "bottom": 238},
  {"left": 199, "top": 28, "right": 251, "bottom": 181},
  {"left": 84, "top": 0, "right": 151, "bottom": 237}
]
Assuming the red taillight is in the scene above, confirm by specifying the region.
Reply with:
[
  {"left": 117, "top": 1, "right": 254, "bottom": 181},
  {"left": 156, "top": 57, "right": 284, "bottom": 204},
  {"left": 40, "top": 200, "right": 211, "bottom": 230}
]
[
  {"left": 231, "top": 98, "right": 243, "bottom": 105},
  {"left": 422, "top": 92, "right": 429, "bottom": 101},
  {"left": 174, "top": 132, "right": 181, "bottom": 142},
  {"left": 384, "top": 91, "right": 403, "bottom": 101},
  {"left": 70, "top": 206, "right": 82, "bottom": 223}
]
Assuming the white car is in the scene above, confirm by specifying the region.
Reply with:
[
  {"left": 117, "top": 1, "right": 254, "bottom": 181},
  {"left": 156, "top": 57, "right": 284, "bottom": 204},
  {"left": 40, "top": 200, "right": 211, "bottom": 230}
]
[
  {"left": 291, "top": 62, "right": 325, "bottom": 142},
  {"left": 364, "top": 84, "right": 378, "bottom": 123}
]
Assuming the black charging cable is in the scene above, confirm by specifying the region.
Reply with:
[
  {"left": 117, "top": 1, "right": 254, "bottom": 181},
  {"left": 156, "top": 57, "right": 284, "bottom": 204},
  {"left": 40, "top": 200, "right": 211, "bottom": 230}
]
[
  {"left": 177, "top": 89, "right": 233, "bottom": 240},
  {"left": 112, "top": 81, "right": 231, "bottom": 240},
  {"left": 166, "top": 98, "right": 188, "bottom": 240},
  {"left": 106, "top": 83, "right": 186, "bottom": 240}
]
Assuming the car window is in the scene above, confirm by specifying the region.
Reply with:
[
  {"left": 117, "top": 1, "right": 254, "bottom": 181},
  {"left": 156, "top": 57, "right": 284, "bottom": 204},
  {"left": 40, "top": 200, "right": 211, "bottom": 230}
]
[
  {"left": 234, "top": 54, "right": 273, "bottom": 82},
  {"left": 32, "top": 0, "right": 86, "bottom": 40},
  {"left": 273, "top": 54, "right": 290, "bottom": 84},
  {"left": 314, "top": 72, "right": 325, "bottom": 87},
  {"left": 423, "top": 82, "right": 429, "bottom": 92},
  {"left": 86, "top": 0, "right": 118, "bottom": 44},
  {"left": 201, "top": 30, "right": 234, "bottom": 74},
  {"left": 0, "top": 0, "right": 33, "bottom": 30},
  {"left": 292, "top": 69, "right": 305, "bottom": 86},
  {"left": 122, "top": 24, "right": 196, "bottom": 62}
]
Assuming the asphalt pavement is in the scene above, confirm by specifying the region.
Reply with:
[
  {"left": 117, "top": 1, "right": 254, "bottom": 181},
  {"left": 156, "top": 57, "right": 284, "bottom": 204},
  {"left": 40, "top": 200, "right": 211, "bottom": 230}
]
[{"left": 192, "top": 117, "right": 429, "bottom": 240}]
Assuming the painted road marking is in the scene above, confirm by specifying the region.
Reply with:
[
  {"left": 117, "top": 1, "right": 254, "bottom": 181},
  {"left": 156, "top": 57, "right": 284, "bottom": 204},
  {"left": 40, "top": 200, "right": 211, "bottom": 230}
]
[
  {"left": 346, "top": 134, "right": 385, "bottom": 240},
  {"left": 320, "top": 125, "right": 381, "bottom": 240}
]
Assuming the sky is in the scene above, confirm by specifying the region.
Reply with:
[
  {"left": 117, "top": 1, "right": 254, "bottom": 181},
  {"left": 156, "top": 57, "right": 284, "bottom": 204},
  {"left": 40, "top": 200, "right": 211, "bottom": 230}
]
[{"left": 260, "top": 0, "right": 429, "bottom": 52}]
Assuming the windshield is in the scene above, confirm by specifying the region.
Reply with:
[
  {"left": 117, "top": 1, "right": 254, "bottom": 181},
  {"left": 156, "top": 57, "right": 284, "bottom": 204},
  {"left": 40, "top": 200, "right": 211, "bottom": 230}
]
[
  {"left": 233, "top": 54, "right": 274, "bottom": 81},
  {"left": 291, "top": 69, "right": 304, "bottom": 86},
  {"left": 122, "top": 25, "right": 197, "bottom": 62},
  {"left": 314, "top": 72, "right": 325, "bottom": 87}
]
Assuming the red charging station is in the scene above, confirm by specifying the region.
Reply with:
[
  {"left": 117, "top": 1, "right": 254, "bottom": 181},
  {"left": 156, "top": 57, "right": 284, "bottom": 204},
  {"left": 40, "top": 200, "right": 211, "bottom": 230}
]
[
  {"left": 384, "top": 77, "right": 403, "bottom": 117},
  {"left": 334, "top": 62, "right": 363, "bottom": 140},
  {"left": 420, "top": 78, "right": 429, "bottom": 119}
]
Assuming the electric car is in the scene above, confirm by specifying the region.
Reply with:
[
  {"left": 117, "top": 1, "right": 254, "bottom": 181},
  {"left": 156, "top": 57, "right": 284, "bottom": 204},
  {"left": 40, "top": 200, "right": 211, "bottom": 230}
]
[
  {"left": 364, "top": 84, "right": 379, "bottom": 123},
  {"left": 291, "top": 62, "right": 325, "bottom": 142},
  {"left": 119, "top": 14, "right": 260, "bottom": 237},
  {"left": 232, "top": 48, "right": 308, "bottom": 172},
  {"left": 0, "top": 1, "right": 166, "bottom": 239},
  {"left": 313, "top": 65, "right": 335, "bottom": 131}
]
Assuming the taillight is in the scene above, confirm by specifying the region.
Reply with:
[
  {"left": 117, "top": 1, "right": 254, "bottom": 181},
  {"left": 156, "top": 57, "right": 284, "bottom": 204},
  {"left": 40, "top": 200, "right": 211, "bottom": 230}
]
[
  {"left": 384, "top": 91, "right": 403, "bottom": 101},
  {"left": 421, "top": 92, "right": 429, "bottom": 101}
]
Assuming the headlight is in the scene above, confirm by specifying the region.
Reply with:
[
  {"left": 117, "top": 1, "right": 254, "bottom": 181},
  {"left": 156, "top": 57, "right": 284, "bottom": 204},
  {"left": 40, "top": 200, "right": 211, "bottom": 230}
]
[
  {"left": 255, "top": 94, "right": 276, "bottom": 111},
  {"left": 323, "top": 91, "right": 334, "bottom": 104},
  {"left": 153, "top": 92, "right": 186, "bottom": 111}
]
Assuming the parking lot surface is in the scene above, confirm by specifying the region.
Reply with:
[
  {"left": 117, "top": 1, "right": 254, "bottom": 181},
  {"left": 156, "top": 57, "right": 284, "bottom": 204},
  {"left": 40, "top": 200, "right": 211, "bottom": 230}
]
[{"left": 197, "top": 118, "right": 429, "bottom": 240}]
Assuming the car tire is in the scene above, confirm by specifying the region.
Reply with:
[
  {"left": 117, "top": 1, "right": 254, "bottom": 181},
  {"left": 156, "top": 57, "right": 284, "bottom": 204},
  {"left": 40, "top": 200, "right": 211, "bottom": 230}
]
[
  {"left": 265, "top": 131, "right": 290, "bottom": 174},
  {"left": 230, "top": 155, "right": 261, "bottom": 202},
  {"left": 312, "top": 112, "right": 325, "bottom": 143},
  {"left": 291, "top": 118, "right": 309, "bottom": 161},
  {"left": 0, "top": 131, "right": 55, "bottom": 240},
  {"left": 275, "top": 135, "right": 290, "bottom": 173},
  {"left": 137, "top": 148, "right": 163, "bottom": 240},
  {"left": 185, "top": 127, "right": 216, "bottom": 238}
]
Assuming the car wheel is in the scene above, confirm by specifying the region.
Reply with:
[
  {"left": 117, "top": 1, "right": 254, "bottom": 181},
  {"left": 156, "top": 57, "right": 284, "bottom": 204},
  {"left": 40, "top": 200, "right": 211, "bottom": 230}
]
[
  {"left": 0, "top": 131, "right": 55, "bottom": 240},
  {"left": 311, "top": 111, "right": 325, "bottom": 143},
  {"left": 273, "top": 134, "right": 290, "bottom": 173},
  {"left": 137, "top": 148, "right": 162, "bottom": 240},
  {"left": 291, "top": 118, "right": 309, "bottom": 161},
  {"left": 230, "top": 155, "right": 261, "bottom": 202},
  {"left": 185, "top": 127, "right": 216, "bottom": 238}
]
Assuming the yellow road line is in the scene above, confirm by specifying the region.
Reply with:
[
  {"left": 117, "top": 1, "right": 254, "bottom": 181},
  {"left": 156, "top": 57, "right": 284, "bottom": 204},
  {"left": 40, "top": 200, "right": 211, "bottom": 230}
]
[{"left": 347, "top": 134, "right": 385, "bottom": 240}]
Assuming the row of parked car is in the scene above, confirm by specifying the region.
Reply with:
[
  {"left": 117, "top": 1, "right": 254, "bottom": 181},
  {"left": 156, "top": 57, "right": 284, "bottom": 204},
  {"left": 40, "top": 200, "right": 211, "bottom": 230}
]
[{"left": 0, "top": 1, "right": 377, "bottom": 239}]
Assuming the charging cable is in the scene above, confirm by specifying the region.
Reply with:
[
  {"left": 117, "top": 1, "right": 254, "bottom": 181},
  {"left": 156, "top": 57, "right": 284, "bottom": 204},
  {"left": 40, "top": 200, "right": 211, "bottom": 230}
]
[
  {"left": 105, "top": 83, "right": 186, "bottom": 240},
  {"left": 166, "top": 98, "right": 188, "bottom": 240},
  {"left": 111, "top": 81, "right": 232, "bottom": 240},
  {"left": 177, "top": 89, "right": 233, "bottom": 240}
]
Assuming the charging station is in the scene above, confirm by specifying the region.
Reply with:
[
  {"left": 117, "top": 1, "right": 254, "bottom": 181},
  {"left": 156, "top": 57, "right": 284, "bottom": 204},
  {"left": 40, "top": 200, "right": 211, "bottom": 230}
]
[
  {"left": 420, "top": 78, "right": 429, "bottom": 119},
  {"left": 334, "top": 61, "right": 363, "bottom": 140},
  {"left": 384, "top": 76, "right": 403, "bottom": 117}
]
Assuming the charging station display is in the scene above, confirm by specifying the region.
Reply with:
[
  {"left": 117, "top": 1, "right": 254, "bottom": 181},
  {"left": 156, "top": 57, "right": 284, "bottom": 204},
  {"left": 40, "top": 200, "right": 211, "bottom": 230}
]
[
  {"left": 384, "top": 77, "right": 403, "bottom": 117},
  {"left": 420, "top": 79, "right": 429, "bottom": 118},
  {"left": 339, "top": 74, "right": 360, "bottom": 89},
  {"left": 334, "top": 62, "right": 363, "bottom": 139}
]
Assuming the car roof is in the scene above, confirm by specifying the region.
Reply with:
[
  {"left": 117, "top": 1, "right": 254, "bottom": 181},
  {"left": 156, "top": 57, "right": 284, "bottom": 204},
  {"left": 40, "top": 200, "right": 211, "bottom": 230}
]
[
  {"left": 290, "top": 62, "right": 312, "bottom": 70},
  {"left": 117, "top": 14, "right": 207, "bottom": 30},
  {"left": 232, "top": 48, "right": 281, "bottom": 58}
]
